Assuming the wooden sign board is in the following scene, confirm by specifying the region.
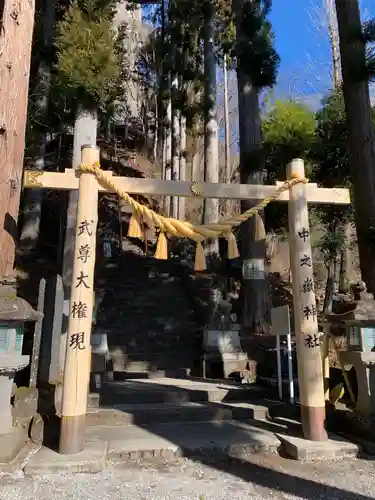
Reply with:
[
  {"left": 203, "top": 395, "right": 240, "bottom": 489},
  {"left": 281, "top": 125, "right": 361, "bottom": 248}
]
[{"left": 271, "top": 305, "right": 291, "bottom": 336}]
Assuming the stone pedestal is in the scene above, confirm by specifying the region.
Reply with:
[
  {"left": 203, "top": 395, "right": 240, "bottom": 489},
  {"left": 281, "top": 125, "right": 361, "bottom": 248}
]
[
  {"left": 203, "top": 326, "right": 248, "bottom": 378},
  {"left": 0, "top": 356, "right": 29, "bottom": 434},
  {"left": 340, "top": 351, "right": 375, "bottom": 415},
  {"left": 0, "top": 373, "right": 14, "bottom": 433}
]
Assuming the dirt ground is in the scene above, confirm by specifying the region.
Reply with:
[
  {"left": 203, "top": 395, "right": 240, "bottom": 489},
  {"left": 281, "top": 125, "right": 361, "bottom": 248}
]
[{"left": 1, "top": 452, "right": 375, "bottom": 500}]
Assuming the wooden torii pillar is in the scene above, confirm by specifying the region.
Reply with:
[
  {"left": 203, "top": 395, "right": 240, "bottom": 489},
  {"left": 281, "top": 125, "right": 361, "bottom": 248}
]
[{"left": 23, "top": 151, "right": 351, "bottom": 453}]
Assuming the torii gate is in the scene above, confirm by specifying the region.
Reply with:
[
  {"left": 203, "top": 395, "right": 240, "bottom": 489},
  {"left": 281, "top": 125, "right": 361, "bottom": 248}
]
[{"left": 23, "top": 145, "right": 351, "bottom": 455}]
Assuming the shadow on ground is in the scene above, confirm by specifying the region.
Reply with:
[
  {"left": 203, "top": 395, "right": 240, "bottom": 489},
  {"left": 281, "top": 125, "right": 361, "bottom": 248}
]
[
  {"left": 92, "top": 377, "right": 373, "bottom": 500},
  {"left": 189, "top": 453, "right": 374, "bottom": 500}
]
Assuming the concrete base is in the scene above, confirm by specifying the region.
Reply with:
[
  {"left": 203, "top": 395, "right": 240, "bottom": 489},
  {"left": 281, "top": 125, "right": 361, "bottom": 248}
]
[
  {"left": 277, "top": 433, "right": 359, "bottom": 461},
  {"left": 0, "top": 427, "right": 29, "bottom": 468},
  {"left": 24, "top": 440, "right": 108, "bottom": 476}
]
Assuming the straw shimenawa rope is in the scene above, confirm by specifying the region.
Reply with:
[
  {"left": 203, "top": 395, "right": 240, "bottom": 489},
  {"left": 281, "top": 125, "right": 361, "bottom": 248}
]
[{"left": 79, "top": 162, "right": 308, "bottom": 271}]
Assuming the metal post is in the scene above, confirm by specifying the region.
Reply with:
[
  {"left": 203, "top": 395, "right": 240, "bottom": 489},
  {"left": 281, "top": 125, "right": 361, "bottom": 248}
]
[{"left": 276, "top": 335, "right": 283, "bottom": 400}]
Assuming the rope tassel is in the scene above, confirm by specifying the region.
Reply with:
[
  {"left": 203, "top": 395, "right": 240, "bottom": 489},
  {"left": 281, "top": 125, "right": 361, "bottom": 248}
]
[
  {"left": 155, "top": 232, "right": 168, "bottom": 260},
  {"left": 128, "top": 212, "right": 143, "bottom": 239},
  {"left": 226, "top": 232, "right": 240, "bottom": 260},
  {"left": 78, "top": 163, "right": 307, "bottom": 268},
  {"left": 194, "top": 242, "right": 207, "bottom": 272}
]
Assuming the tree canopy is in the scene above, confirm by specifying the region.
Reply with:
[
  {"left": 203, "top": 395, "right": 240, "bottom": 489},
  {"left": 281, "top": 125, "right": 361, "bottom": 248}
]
[{"left": 55, "top": 0, "right": 125, "bottom": 109}]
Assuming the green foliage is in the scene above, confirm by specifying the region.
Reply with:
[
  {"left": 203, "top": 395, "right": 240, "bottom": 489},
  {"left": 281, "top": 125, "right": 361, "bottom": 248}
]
[
  {"left": 362, "top": 19, "right": 375, "bottom": 80},
  {"left": 146, "top": 0, "right": 279, "bottom": 125},
  {"left": 55, "top": 0, "right": 122, "bottom": 107},
  {"left": 234, "top": 0, "right": 279, "bottom": 87},
  {"left": 311, "top": 89, "right": 355, "bottom": 270},
  {"left": 312, "top": 204, "right": 350, "bottom": 273},
  {"left": 313, "top": 88, "right": 375, "bottom": 187},
  {"left": 319, "top": 229, "right": 345, "bottom": 266},
  {"left": 263, "top": 99, "right": 316, "bottom": 180},
  {"left": 164, "top": 0, "right": 205, "bottom": 79},
  {"left": 313, "top": 90, "right": 349, "bottom": 187},
  {"left": 341, "top": 16, "right": 375, "bottom": 82},
  {"left": 215, "top": 0, "right": 236, "bottom": 59},
  {"left": 261, "top": 99, "right": 315, "bottom": 232}
]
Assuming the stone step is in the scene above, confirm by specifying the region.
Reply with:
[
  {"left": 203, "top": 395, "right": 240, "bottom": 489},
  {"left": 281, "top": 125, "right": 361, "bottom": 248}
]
[
  {"left": 109, "top": 351, "right": 196, "bottom": 361},
  {"left": 85, "top": 401, "right": 270, "bottom": 427},
  {"left": 112, "top": 367, "right": 191, "bottom": 379},
  {"left": 109, "top": 358, "right": 195, "bottom": 371},
  {"left": 108, "top": 328, "right": 197, "bottom": 339},
  {"left": 25, "top": 420, "right": 283, "bottom": 474},
  {"left": 84, "top": 419, "right": 281, "bottom": 461},
  {"left": 97, "top": 379, "right": 266, "bottom": 406}
]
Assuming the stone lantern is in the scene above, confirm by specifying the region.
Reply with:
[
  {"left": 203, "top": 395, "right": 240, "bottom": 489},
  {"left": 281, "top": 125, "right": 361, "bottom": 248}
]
[
  {"left": 0, "top": 280, "right": 42, "bottom": 436},
  {"left": 327, "top": 289, "right": 375, "bottom": 416}
]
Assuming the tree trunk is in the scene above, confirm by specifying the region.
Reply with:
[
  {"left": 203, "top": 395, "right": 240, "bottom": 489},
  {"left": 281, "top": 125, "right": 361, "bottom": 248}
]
[
  {"left": 335, "top": 0, "right": 375, "bottom": 293},
  {"left": 0, "top": 0, "right": 36, "bottom": 277},
  {"left": 192, "top": 149, "right": 200, "bottom": 181},
  {"left": 324, "top": 260, "right": 336, "bottom": 312},
  {"left": 20, "top": 0, "right": 56, "bottom": 250},
  {"left": 171, "top": 75, "right": 180, "bottom": 219},
  {"left": 153, "top": 83, "right": 159, "bottom": 163},
  {"left": 163, "top": 93, "right": 172, "bottom": 215},
  {"left": 179, "top": 112, "right": 187, "bottom": 220},
  {"left": 326, "top": 0, "right": 353, "bottom": 294},
  {"left": 233, "top": 0, "right": 271, "bottom": 334},
  {"left": 339, "top": 222, "right": 352, "bottom": 293},
  {"left": 157, "top": 0, "right": 167, "bottom": 167},
  {"left": 325, "top": 0, "right": 341, "bottom": 88},
  {"left": 203, "top": 1, "right": 219, "bottom": 257},
  {"left": 223, "top": 54, "right": 231, "bottom": 216}
]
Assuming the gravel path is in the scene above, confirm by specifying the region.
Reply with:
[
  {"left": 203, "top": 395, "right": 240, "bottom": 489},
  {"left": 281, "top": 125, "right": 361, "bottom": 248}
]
[{"left": 1, "top": 453, "right": 375, "bottom": 500}]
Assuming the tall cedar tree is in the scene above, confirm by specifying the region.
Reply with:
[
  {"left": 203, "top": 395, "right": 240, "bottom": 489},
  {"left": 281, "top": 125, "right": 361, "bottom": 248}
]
[
  {"left": 233, "top": 0, "right": 279, "bottom": 334},
  {"left": 335, "top": 0, "right": 375, "bottom": 293},
  {"left": 20, "top": 0, "right": 57, "bottom": 250},
  {"left": 0, "top": 0, "right": 36, "bottom": 276},
  {"left": 56, "top": 0, "right": 126, "bottom": 300}
]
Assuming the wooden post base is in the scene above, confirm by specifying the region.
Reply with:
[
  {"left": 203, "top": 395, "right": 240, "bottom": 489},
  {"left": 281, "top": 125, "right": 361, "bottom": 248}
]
[
  {"left": 59, "top": 414, "right": 86, "bottom": 454},
  {"left": 301, "top": 405, "right": 328, "bottom": 441}
]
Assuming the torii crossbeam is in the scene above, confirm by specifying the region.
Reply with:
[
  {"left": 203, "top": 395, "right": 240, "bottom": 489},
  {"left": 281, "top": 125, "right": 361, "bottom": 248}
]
[{"left": 24, "top": 168, "right": 350, "bottom": 205}]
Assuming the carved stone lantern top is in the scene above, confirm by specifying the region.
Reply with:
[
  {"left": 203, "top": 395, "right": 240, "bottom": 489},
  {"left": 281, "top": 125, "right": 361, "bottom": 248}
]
[
  {"left": 209, "top": 299, "right": 236, "bottom": 330},
  {"left": 325, "top": 282, "right": 375, "bottom": 358},
  {"left": 0, "top": 284, "right": 42, "bottom": 323}
]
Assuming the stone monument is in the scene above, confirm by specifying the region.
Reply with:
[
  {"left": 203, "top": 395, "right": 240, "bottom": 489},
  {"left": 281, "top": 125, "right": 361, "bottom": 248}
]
[{"left": 203, "top": 298, "right": 248, "bottom": 379}]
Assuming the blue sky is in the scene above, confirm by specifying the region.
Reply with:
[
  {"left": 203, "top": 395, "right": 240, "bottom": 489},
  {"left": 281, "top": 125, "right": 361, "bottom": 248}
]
[
  {"left": 143, "top": 0, "right": 374, "bottom": 114},
  {"left": 270, "top": 0, "right": 375, "bottom": 107}
]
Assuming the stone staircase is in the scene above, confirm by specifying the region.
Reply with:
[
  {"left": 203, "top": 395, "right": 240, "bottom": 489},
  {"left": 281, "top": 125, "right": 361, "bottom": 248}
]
[
  {"left": 89, "top": 193, "right": 290, "bottom": 453},
  {"left": 86, "top": 377, "right": 293, "bottom": 426},
  {"left": 83, "top": 378, "right": 298, "bottom": 460},
  {"left": 88, "top": 202, "right": 300, "bottom": 457},
  {"left": 94, "top": 236, "right": 199, "bottom": 379}
]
